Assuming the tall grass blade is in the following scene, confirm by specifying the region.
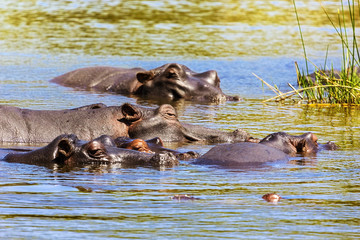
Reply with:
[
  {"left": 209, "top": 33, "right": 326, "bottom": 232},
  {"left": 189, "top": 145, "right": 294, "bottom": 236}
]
[
  {"left": 258, "top": 1, "right": 360, "bottom": 105},
  {"left": 292, "top": 0, "right": 309, "bottom": 74}
]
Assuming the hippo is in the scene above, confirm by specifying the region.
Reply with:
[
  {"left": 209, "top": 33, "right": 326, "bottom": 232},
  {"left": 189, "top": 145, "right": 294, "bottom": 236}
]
[
  {"left": 119, "top": 138, "right": 154, "bottom": 153},
  {"left": 259, "top": 132, "right": 318, "bottom": 156},
  {"left": 307, "top": 67, "right": 360, "bottom": 84},
  {"left": 0, "top": 103, "right": 126, "bottom": 143},
  {"left": 114, "top": 137, "right": 200, "bottom": 160},
  {"left": 194, "top": 132, "right": 336, "bottom": 167},
  {"left": 50, "top": 63, "right": 240, "bottom": 103},
  {"left": 0, "top": 103, "right": 252, "bottom": 143},
  {"left": 3, "top": 134, "right": 178, "bottom": 168},
  {"left": 259, "top": 132, "right": 338, "bottom": 154},
  {"left": 262, "top": 193, "right": 281, "bottom": 203},
  {"left": 171, "top": 194, "right": 200, "bottom": 201},
  {"left": 194, "top": 142, "right": 289, "bottom": 167}
]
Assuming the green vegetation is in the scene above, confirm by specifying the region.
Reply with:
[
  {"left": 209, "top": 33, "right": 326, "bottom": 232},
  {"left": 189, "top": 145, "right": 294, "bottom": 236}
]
[{"left": 261, "top": 0, "right": 360, "bottom": 105}]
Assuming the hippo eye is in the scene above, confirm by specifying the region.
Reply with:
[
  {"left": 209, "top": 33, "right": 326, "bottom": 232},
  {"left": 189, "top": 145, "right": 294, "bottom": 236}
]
[
  {"left": 164, "top": 111, "right": 176, "bottom": 118},
  {"left": 158, "top": 104, "right": 177, "bottom": 119}
]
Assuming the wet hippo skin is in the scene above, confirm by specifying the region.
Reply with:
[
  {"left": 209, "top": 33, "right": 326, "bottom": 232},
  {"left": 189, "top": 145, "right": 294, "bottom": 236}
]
[
  {"left": 3, "top": 134, "right": 178, "bottom": 168},
  {"left": 51, "top": 63, "right": 240, "bottom": 103},
  {"left": 194, "top": 132, "right": 336, "bottom": 167},
  {"left": 307, "top": 68, "right": 360, "bottom": 83},
  {"left": 194, "top": 142, "right": 289, "bottom": 166},
  {"left": 114, "top": 137, "right": 200, "bottom": 160},
  {"left": 0, "top": 103, "right": 252, "bottom": 144},
  {"left": 259, "top": 132, "right": 319, "bottom": 156}
]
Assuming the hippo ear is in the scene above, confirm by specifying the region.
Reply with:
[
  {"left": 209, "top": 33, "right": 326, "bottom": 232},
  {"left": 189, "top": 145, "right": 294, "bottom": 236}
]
[
  {"left": 308, "top": 132, "right": 318, "bottom": 143},
  {"left": 195, "top": 70, "right": 221, "bottom": 87},
  {"left": 121, "top": 103, "right": 141, "bottom": 122},
  {"left": 136, "top": 71, "right": 154, "bottom": 83},
  {"left": 53, "top": 136, "right": 76, "bottom": 162},
  {"left": 294, "top": 139, "right": 307, "bottom": 153},
  {"left": 294, "top": 137, "right": 318, "bottom": 154},
  {"left": 304, "top": 133, "right": 319, "bottom": 152},
  {"left": 146, "top": 137, "right": 164, "bottom": 147}
]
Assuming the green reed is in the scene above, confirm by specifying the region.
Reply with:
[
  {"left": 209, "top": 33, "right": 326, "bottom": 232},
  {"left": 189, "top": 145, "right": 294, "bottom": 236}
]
[{"left": 294, "top": 0, "right": 360, "bottom": 104}]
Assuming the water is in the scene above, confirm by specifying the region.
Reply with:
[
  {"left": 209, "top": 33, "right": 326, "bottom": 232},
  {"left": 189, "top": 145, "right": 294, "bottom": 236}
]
[{"left": 0, "top": 0, "right": 360, "bottom": 239}]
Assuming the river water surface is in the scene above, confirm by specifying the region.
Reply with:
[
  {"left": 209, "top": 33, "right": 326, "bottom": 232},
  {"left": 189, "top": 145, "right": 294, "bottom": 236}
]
[{"left": 0, "top": 0, "right": 359, "bottom": 239}]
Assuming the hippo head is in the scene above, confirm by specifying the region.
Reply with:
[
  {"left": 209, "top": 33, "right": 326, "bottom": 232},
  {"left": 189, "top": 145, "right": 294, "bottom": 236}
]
[
  {"left": 114, "top": 137, "right": 164, "bottom": 154},
  {"left": 262, "top": 193, "right": 281, "bottom": 203},
  {"left": 135, "top": 63, "right": 240, "bottom": 103},
  {"left": 121, "top": 138, "right": 154, "bottom": 153},
  {"left": 120, "top": 103, "right": 251, "bottom": 143},
  {"left": 114, "top": 136, "right": 200, "bottom": 160},
  {"left": 121, "top": 103, "right": 193, "bottom": 142},
  {"left": 259, "top": 132, "right": 319, "bottom": 156},
  {"left": 3, "top": 134, "right": 178, "bottom": 168},
  {"left": 53, "top": 135, "right": 127, "bottom": 165}
]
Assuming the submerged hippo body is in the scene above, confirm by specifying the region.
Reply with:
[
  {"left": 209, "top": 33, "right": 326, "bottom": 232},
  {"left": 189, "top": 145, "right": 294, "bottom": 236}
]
[
  {"left": 308, "top": 67, "right": 360, "bottom": 83},
  {"left": 194, "top": 142, "right": 289, "bottom": 167},
  {"left": 0, "top": 103, "right": 251, "bottom": 144},
  {"left": 3, "top": 134, "right": 178, "bottom": 168},
  {"left": 51, "top": 63, "right": 239, "bottom": 103},
  {"left": 195, "top": 132, "right": 332, "bottom": 167}
]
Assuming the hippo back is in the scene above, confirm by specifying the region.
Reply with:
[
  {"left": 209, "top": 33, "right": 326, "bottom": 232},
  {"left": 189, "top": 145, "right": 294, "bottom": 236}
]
[
  {"left": 0, "top": 104, "right": 127, "bottom": 143},
  {"left": 194, "top": 142, "right": 289, "bottom": 167}
]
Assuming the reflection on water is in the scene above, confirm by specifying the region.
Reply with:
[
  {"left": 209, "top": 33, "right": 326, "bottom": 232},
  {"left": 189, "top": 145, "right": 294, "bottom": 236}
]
[
  {"left": 1, "top": 0, "right": 358, "bottom": 58},
  {"left": 0, "top": 0, "right": 360, "bottom": 239}
]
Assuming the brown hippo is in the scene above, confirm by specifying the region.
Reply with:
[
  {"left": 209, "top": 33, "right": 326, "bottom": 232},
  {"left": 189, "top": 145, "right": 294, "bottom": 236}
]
[
  {"left": 122, "top": 138, "right": 154, "bottom": 153},
  {"left": 259, "top": 132, "right": 338, "bottom": 154},
  {"left": 194, "top": 142, "right": 289, "bottom": 167},
  {"left": 114, "top": 137, "right": 200, "bottom": 160},
  {"left": 262, "top": 193, "right": 281, "bottom": 203},
  {"left": 50, "top": 63, "right": 240, "bottom": 103},
  {"left": 171, "top": 194, "right": 200, "bottom": 201},
  {"left": 0, "top": 103, "right": 251, "bottom": 143},
  {"left": 3, "top": 134, "right": 178, "bottom": 168},
  {"left": 259, "top": 132, "right": 318, "bottom": 156},
  {"left": 194, "top": 132, "right": 336, "bottom": 167},
  {"left": 307, "top": 67, "right": 360, "bottom": 83}
]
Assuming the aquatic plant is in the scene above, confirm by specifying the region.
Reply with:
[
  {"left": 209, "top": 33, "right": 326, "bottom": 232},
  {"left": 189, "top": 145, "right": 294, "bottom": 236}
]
[{"left": 260, "top": 0, "right": 360, "bottom": 105}]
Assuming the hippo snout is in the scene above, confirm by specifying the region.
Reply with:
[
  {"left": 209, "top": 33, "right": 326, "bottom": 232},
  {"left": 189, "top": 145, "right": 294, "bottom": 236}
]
[
  {"left": 206, "top": 93, "right": 227, "bottom": 103},
  {"left": 232, "top": 129, "right": 252, "bottom": 142},
  {"left": 149, "top": 152, "right": 179, "bottom": 167}
]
